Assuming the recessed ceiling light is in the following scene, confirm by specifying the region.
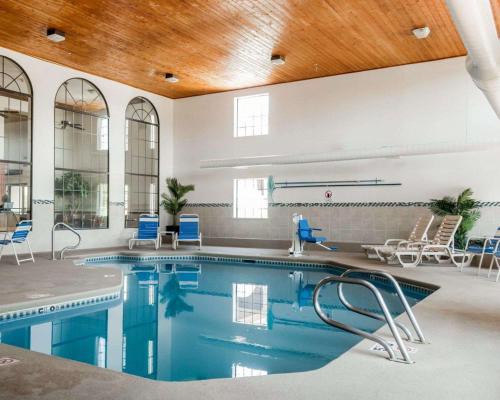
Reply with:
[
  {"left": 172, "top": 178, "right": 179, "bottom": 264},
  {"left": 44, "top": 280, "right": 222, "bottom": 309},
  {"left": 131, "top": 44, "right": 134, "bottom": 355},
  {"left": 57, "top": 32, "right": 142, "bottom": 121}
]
[
  {"left": 271, "top": 54, "right": 286, "bottom": 65},
  {"left": 165, "top": 73, "right": 179, "bottom": 83},
  {"left": 412, "top": 26, "right": 431, "bottom": 39},
  {"left": 47, "top": 28, "right": 65, "bottom": 42}
]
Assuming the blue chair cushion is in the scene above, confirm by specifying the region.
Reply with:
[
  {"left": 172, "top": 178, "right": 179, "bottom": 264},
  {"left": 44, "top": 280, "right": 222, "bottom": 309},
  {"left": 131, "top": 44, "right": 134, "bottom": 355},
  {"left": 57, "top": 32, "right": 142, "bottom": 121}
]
[{"left": 178, "top": 216, "right": 200, "bottom": 240}]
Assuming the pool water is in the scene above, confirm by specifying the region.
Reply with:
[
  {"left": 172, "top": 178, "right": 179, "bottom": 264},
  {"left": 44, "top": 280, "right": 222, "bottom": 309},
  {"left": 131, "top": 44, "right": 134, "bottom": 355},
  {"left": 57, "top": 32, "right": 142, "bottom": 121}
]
[{"left": 0, "top": 258, "right": 431, "bottom": 381}]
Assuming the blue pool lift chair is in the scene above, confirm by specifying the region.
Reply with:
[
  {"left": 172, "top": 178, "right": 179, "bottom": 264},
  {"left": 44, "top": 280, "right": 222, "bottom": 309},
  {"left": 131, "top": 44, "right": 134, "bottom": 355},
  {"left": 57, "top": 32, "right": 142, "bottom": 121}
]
[
  {"left": 290, "top": 214, "right": 336, "bottom": 256},
  {"left": 458, "top": 226, "right": 500, "bottom": 273},
  {"left": 129, "top": 214, "right": 160, "bottom": 250},
  {"left": 0, "top": 220, "right": 35, "bottom": 266},
  {"left": 173, "top": 214, "right": 202, "bottom": 250}
]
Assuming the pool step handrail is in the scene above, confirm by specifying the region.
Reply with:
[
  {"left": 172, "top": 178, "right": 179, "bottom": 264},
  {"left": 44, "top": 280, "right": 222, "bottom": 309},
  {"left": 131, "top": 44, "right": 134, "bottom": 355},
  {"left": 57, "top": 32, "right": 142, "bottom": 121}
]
[
  {"left": 338, "top": 269, "right": 426, "bottom": 344},
  {"left": 51, "top": 222, "right": 82, "bottom": 260},
  {"left": 313, "top": 275, "right": 413, "bottom": 364}
]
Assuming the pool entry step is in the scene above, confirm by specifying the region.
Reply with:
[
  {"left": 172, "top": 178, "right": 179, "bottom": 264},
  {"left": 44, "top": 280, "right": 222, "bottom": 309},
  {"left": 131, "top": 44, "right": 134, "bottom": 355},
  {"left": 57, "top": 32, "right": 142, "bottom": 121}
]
[{"left": 313, "top": 269, "right": 428, "bottom": 364}]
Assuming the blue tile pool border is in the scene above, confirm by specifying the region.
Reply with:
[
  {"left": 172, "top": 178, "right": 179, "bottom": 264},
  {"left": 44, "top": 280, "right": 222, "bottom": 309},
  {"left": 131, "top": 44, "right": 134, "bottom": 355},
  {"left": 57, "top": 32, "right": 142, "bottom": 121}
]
[
  {"left": 0, "top": 291, "right": 121, "bottom": 325},
  {"left": 81, "top": 254, "right": 435, "bottom": 296}
]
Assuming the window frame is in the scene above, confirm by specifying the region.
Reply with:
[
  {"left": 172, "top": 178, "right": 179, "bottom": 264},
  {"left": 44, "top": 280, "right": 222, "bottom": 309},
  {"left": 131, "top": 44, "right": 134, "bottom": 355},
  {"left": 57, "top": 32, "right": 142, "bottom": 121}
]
[
  {"left": 0, "top": 56, "right": 33, "bottom": 224},
  {"left": 53, "top": 77, "right": 110, "bottom": 230},
  {"left": 124, "top": 96, "right": 160, "bottom": 228},
  {"left": 233, "top": 177, "right": 269, "bottom": 219},
  {"left": 233, "top": 93, "right": 269, "bottom": 138}
]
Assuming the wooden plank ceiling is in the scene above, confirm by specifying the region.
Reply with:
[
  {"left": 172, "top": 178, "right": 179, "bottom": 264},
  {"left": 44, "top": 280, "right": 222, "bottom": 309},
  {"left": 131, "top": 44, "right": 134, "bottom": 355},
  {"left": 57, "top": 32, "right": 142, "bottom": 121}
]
[{"left": 0, "top": 0, "right": 499, "bottom": 99}]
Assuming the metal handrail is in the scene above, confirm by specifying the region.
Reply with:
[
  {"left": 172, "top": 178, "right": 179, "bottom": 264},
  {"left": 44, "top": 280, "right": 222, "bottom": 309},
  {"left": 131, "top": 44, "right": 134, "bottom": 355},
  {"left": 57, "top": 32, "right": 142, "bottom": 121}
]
[
  {"left": 313, "top": 276, "right": 413, "bottom": 363},
  {"left": 338, "top": 269, "right": 426, "bottom": 343},
  {"left": 51, "top": 222, "right": 82, "bottom": 260}
]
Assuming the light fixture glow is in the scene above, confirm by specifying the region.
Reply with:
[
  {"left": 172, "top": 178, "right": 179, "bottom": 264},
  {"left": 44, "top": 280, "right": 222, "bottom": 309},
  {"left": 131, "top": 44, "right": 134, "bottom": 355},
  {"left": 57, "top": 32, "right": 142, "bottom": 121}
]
[
  {"left": 271, "top": 54, "right": 286, "bottom": 65},
  {"left": 165, "top": 73, "right": 179, "bottom": 83},
  {"left": 412, "top": 26, "right": 431, "bottom": 39},
  {"left": 47, "top": 28, "right": 65, "bottom": 42}
]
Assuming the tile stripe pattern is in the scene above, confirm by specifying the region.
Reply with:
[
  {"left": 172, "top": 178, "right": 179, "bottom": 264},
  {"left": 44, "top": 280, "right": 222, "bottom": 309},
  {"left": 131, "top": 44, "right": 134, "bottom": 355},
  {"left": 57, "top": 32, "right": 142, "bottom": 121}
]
[
  {"left": 187, "top": 201, "right": 500, "bottom": 208},
  {"left": 33, "top": 199, "right": 54, "bottom": 205},
  {"left": 0, "top": 291, "right": 121, "bottom": 324},
  {"left": 82, "top": 254, "right": 434, "bottom": 296}
]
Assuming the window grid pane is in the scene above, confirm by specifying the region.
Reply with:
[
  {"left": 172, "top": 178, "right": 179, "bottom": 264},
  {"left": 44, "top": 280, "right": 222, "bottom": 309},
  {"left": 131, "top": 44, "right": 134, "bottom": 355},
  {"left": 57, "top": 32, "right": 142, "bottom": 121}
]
[
  {"left": 54, "top": 78, "right": 109, "bottom": 229},
  {"left": 234, "top": 94, "right": 269, "bottom": 137},
  {"left": 0, "top": 56, "right": 32, "bottom": 229},
  {"left": 124, "top": 97, "right": 159, "bottom": 228},
  {"left": 233, "top": 178, "right": 268, "bottom": 219}
]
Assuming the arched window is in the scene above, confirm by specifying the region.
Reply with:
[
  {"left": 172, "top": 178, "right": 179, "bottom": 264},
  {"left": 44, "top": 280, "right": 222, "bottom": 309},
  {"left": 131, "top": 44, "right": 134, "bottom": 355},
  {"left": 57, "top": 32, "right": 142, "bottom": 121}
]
[
  {"left": 54, "top": 78, "right": 109, "bottom": 229},
  {"left": 124, "top": 97, "right": 159, "bottom": 228},
  {"left": 0, "top": 56, "right": 32, "bottom": 227}
]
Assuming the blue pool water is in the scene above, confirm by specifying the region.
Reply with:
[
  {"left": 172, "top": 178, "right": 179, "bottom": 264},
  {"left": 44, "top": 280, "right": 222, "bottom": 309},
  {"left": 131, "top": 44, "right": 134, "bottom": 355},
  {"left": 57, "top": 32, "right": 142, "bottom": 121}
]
[{"left": 0, "top": 257, "right": 431, "bottom": 381}]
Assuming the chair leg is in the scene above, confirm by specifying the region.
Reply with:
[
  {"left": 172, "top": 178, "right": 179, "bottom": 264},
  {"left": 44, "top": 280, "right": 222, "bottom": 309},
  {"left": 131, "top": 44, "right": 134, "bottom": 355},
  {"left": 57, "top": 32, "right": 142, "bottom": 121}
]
[
  {"left": 11, "top": 242, "right": 20, "bottom": 266},
  {"left": 26, "top": 239, "right": 34, "bottom": 263},
  {"left": 488, "top": 256, "right": 496, "bottom": 278}
]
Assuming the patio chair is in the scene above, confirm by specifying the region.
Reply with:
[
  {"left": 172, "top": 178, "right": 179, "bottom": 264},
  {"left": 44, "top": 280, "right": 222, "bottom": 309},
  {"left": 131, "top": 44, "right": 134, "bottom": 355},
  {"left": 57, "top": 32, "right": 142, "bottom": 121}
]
[
  {"left": 0, "top": 220, "right": 34, "bottom": 266},
  {"left": 455, "top": 226, "right": 500, "bottom": 272},
  {"left": 129, "top": 214, "right": 160, "bottom": 250},
  {"left": 173, "top": 214, "right": 202, "bottom": 250},
  {"left": 362, "top": 215, "right": 434, "bottom": 261},
  {"left": 487, "top": 245, "right": 500, "bottom": 282},
  {"left": 381, "top": 215, "right": 463, "bottom": 267}
]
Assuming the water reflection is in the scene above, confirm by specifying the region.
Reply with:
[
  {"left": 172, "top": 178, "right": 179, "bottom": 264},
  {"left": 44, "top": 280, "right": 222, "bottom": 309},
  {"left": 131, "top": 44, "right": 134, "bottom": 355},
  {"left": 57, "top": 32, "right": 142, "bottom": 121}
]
[{"left": 0, "top": 261, "right": 428, "bottom": 382}]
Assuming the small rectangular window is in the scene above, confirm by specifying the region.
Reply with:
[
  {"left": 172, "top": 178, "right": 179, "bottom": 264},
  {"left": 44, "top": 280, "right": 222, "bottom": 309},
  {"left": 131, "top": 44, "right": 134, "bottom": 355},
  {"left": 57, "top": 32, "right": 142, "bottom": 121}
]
[
  {"left": 234, "top": 94, "right": 269, "bottom": 137},
  {"left": 233, "top": 178, "right": 268, "bottom": 219}
]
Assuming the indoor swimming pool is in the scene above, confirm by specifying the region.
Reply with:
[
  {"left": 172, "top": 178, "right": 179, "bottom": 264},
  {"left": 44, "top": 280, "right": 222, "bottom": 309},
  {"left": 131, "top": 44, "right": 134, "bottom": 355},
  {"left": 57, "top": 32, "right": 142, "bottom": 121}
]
[{"left": 0, "top": 256, "right": 432, "bottom": 382}]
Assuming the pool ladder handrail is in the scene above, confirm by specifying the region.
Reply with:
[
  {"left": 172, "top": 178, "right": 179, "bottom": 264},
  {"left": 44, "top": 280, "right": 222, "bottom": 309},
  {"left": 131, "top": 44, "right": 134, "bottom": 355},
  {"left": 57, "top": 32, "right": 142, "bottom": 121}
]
[
  {"left": 338, "top": 269, "right": 426, "bottom": 344},
  {"left": 313, "top": 274, "right": 415, "bottom": 364},
  {"left": 51, "top": 222, "right": 82, "bottom": 260}
]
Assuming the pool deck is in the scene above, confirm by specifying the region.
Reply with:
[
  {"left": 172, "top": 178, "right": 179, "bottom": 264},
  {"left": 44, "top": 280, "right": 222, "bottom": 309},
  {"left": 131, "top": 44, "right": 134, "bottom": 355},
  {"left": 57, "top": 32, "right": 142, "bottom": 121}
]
[{"left": 0, "top": 246, "right": 499, "bottom": 399}]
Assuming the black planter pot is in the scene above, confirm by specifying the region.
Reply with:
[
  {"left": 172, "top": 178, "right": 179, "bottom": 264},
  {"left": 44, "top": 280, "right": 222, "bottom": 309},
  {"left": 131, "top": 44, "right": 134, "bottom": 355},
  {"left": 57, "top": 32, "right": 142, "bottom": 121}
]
[{"left": 166, "top": 225, "right": 179, "bottom": 233}]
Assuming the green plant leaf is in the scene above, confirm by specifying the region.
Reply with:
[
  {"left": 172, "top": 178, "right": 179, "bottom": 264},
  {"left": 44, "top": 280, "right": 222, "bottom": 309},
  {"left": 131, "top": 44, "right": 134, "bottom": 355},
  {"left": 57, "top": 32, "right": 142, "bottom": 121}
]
[
  {"left": 160, "top": 178, "right": 195, "bottom": 223},
  {"left": 428, "top": 188, "right": 481, "bottom": 249}
]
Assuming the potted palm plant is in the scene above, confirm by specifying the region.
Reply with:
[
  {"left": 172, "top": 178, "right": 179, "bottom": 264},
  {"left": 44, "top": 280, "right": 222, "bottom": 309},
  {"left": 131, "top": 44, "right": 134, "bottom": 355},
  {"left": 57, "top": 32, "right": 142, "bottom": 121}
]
[
  {"left": 429, "top": 188, "right": 481, "bottom": 250},
  {"left": 161, "top": 178, "right": 195, "bottom": 233}
]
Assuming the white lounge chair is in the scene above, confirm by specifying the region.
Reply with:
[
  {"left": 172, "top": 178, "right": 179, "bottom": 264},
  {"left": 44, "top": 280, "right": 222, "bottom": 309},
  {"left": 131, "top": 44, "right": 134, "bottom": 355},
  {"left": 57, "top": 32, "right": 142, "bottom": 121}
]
[
  {"left": 381, "top": 215, "right": 463, "bottom": 268},
  {"left": 362, "top": 215, "right": 434, "bottom": 261}
]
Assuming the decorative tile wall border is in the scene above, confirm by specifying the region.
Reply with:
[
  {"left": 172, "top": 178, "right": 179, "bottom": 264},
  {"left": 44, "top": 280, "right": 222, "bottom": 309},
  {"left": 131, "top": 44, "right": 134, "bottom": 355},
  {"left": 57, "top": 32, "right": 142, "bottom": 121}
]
[
  {"left": 82, "top": 255, "right": 434, "bottom": 296},
  {"left": 186, "top": 201, "right": 500, "bottom": 208},
  {"left": 33, "top": 199, "right": 54, "bottom": 205},
  {"left": 0, "top": 291, "right": 121, "bottom": 324}
]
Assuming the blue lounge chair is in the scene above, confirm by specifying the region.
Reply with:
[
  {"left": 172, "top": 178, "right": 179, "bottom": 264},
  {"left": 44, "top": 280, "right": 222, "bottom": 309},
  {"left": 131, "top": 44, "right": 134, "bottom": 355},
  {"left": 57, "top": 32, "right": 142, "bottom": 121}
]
[
  {"left": 0, "top": 220, "right": 34, "bottom": 265},
  {"left": 129, "top": 214, "right": 160, "bottom": 250},
  {"left": 289, "top": 214, "right": 336, "bottom": 256},
  {"left": 488, "top": 248, "right": 500, "bottom": 282},
  {"left": 458, "top": 226, "right": 500, "bottom": 273},
  {"left": 173, "top": 214, "right": 202, "bottom": 250},
  {"left": 174, "top": 264, "right": 202, "bottom": 289}
]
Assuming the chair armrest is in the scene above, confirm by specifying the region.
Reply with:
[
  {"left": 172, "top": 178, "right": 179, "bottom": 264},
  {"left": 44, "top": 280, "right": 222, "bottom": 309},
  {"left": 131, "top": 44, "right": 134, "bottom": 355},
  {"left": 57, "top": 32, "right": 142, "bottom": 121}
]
[
  {"left": 420, "top": 244, "right": 450, "bottom": 252},
  {"left": 384, "top": 239, "right": 405, "bottom": 246}
]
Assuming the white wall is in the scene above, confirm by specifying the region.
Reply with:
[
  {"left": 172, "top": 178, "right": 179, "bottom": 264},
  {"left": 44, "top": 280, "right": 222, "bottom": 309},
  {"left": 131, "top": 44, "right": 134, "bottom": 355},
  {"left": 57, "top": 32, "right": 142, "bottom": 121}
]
[
  {"left": 0, "top": 47, "right": 174, "bottom": 253},
  {"left": 174, "top": 57, "right": 500, "bottom": 204},
  {"left": 173, "top": 57, "right": 500, "bottom": 242}
]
